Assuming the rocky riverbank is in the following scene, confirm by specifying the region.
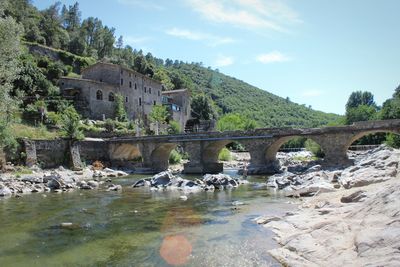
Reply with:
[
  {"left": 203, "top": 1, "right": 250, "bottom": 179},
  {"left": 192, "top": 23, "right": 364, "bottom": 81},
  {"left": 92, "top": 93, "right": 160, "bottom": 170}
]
[
  {"left": 0, "top": 166, "right": 128, "bottom": 197},
  {"left": 132, "top": 170, "right": 248, "bottom": 193},
  {"left": 257, "top": 145, "right": 400, "bottom": 266}
]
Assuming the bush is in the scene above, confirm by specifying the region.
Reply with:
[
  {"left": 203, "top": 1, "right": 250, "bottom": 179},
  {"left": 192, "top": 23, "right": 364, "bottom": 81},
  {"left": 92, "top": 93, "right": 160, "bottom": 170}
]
[
  {"left": 104, "top": 119, "right": 116, "bottom": 132},
  {"left": 45, "top": 111, "right": 61, "bottom": 126},
  {"left": 305, "top": 139, "right": 325, "bottom": 158},
  {"left": 60, "top": 106, "right": 84, "bottom": 140},
  {"left": 169, "top": 149, "right": 182, "bottom": 164},
  {"left": 218, "top": 147, "right": 232, "bottom": 161},
  {"left": 167, "top": 120, "right": 181, "bottom": 134},
  {"left": 385, "top": 133, "right": 400, "bottom": 148}
]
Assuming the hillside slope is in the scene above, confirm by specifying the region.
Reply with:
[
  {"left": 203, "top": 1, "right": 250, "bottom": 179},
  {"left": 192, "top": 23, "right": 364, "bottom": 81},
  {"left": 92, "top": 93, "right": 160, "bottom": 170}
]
[{"left": 168, "top": 63, "right": 341, "bottom": 127}]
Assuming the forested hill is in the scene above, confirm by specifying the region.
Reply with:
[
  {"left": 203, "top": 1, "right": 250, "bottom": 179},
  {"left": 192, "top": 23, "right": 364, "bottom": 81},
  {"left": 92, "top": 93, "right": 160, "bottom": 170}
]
[
  {"left": 4, "top": 0, "right": 341, "bottom": 128},
  {"left": 167, "top": 63, "right": 340, "bottom": 127}
]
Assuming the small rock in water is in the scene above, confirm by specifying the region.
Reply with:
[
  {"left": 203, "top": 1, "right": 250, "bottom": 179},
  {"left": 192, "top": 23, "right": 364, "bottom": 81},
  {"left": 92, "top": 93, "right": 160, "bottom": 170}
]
[
  {"left": 59, "top": 222, "right": 80, "bottom": 230},
  {"left": 232, "top": 200, "right": 245, "bottom": 206},
  {"left": 179, "top": 195, "right": 188, "bottom": 201}
]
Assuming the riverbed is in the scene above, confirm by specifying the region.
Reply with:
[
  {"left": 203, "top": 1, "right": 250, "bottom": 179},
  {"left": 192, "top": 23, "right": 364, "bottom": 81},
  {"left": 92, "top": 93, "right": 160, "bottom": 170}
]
[{"left": 0, "top": 170, "right": 293, "bottom": 267}]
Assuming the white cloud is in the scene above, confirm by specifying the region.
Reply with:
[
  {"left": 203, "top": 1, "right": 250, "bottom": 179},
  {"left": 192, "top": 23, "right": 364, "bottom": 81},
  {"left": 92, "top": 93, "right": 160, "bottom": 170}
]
[
  {"left": 117, "top": 0, "right": 164, "bottom": 10},
  {"left": 215, "top": 55, "right": 234, "bottom": 67},
  {"left": 124, "top": 36, "right": 151, "bottom": 46},
  {"left": 256, "top": 51, "right": 291, "bottom": 63},
  {"left": 301, "top": 90, "right": 324, "bottom": 97},
  {"left": 187, "top": 0, "right": 300, "bottom": 32},
  {"left": 165, "top": 27, "right": 235, "bottom": 46}
]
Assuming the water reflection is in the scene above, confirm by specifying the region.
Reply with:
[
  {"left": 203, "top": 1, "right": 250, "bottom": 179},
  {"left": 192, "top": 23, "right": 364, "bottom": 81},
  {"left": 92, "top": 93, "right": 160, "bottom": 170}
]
[
  {"left": 0, "top": 172, "right": 292, "bottom": 266},
  {"left": 160, "top": 234, "right": 192, "bottom": 266}
]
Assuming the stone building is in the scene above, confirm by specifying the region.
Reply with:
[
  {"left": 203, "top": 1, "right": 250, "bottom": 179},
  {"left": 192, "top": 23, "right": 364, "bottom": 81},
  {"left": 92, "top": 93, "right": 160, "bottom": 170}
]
[
  {"left": 59, "top": 62, "right": 190, "bottom": 130},
  {"left": 162, "top": 89, "right": 191, "bottom": 131}
]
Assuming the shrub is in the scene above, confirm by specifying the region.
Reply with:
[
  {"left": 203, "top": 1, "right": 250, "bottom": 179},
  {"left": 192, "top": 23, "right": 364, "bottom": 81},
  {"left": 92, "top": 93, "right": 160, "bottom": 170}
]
[
  {"left": 104, "top": 119, "right": 116, "bottom": 132},
  {"left": 169, "top": 149, "right": 182, "bottom": 164},
  {"left": 218, "top": 147, "right": 232, "bottom": 161},
  {"left": 167, "top": 120, "right": 181, "bottom": 134},
  {"left": 386, "top": 133, "right": 400, "bottom": 148},
  {"left": 60, "top": 106, "right": 84, "bottom": 140},
  {"left": 305, "top": 139, "right": 325, "bottom": 158}
]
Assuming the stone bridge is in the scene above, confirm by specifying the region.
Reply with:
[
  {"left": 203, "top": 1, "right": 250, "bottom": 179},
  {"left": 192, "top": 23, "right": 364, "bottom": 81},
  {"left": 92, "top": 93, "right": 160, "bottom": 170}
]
[{"left": 25, "top": 119, "right": 400, "bottom": 174}]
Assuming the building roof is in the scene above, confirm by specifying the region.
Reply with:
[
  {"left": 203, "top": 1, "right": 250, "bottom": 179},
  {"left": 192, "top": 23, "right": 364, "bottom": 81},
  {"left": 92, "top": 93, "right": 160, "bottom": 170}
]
[{"left": 82, "top": 62, "right": 163, "bottom": 86}]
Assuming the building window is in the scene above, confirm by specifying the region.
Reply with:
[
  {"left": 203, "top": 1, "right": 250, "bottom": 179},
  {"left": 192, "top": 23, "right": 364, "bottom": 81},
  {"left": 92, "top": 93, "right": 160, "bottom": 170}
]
[
  {"left": 126, "top": 96, "right": 128, "bottom": 103},
  {"left": 153, "top": 100, "right": 156, "bottom": 105},
  {"left": 129, "top": 73, "right": 131, "bottom": 77},
  {"left": 149, "top": 88, "right": 152, "bottom": 94},
  {"left": 96, "top": 90, "right": 103, "bottom": 100},
  {"left": 99, "top": 79, "right": 103, "bottom": 82},
  {"left": 158, "top": 91, "right": 160, "bottom": 96},
  {"left": 121, "top": 79, "right": 123, "bottom": 86},
  {"left": 129, "top": 81, "right": 132, "bottom": 88},
  {"left": 121, "top": 69, "right": 123, "bottom": 74},
  {"left": 144, "top": 87, "right": 147, "bottom": 93},
  {"left": 139, "top": 97, "right": 142, "bottom": 106},
  {"left": 109, "top": 92, "right": 115, "bottom": 102},
  {"left": 135, "top": 83, "right": 137, "bottom": 90}
]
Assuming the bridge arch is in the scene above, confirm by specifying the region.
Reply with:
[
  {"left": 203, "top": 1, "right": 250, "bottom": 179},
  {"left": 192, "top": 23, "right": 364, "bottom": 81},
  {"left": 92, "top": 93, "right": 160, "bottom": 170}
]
[
  {"left": 265, "top": 136, "right": 325, "bottom": 163},
  {"left": 150, "top": 143, "right": 178, "bottom": 172},
  {"left": 201, "top": 140, "right": 248, "bottom": 173},
  {"left": 109, "top": 143, "right": 143, "bottom": 161},
  {"left": 345, "top": 130, "right": 400, "bottom": 150}
]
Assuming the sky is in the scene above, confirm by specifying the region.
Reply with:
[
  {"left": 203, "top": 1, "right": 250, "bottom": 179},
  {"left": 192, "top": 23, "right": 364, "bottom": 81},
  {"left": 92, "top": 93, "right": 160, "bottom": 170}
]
[{"left": 33, "top": 0, "right": 400, "bottom": 115}]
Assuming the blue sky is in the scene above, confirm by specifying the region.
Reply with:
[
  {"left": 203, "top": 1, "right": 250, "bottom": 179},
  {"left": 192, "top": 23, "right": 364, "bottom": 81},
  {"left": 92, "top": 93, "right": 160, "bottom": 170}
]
[{"left": 33, "top": 0, "right": 400, "bottom": 115}]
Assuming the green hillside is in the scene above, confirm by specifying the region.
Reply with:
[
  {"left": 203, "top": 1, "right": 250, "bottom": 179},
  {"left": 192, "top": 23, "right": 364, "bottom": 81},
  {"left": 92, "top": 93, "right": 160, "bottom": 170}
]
[
  {"left": 166, "top": 63, "right": 341, "bottom": 127},
  {"left": 3, "top": 0, "right": 341, "bottom": 129}
]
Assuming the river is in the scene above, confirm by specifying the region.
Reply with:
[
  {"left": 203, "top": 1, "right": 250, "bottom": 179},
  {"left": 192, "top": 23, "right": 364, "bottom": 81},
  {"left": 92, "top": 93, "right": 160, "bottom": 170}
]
[{"left": 0, "top": 170, "right": 293, "bottom": 267}]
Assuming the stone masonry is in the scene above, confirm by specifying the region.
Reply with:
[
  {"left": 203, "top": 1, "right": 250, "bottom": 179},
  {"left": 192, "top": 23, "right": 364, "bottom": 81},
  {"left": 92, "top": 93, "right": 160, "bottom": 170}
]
[{"left": 24, "top": 119, "right": 400, "bottom": 174}]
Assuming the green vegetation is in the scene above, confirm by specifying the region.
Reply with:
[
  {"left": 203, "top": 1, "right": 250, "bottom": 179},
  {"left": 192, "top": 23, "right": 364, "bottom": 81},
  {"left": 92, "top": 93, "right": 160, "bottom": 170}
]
[
  {"left": 149, "top": 105, "right": 169, "bottom": 135},
  {"left": 169, "top": 149, "right": 182, "bottom": 164},
  {"left": 217, "top": 113, "right": 258, "bottom": 131},
  {"left": 11, "top": 123, "right": 59, "bottom": 139},
  {"left": 218, "top": 147, "right": 232, "bottom": 161},
  {"left": 305, "top": 139, "right": 325, "bottom": 158},
  {"left": 167, "top": 121, "right": 181, "bottom": 135},
  {"left": 60, "top": 106, "right": 84, "bottom": 140},
  {"left": 114, "top": 93, "right": 128, "bottom": 122}
]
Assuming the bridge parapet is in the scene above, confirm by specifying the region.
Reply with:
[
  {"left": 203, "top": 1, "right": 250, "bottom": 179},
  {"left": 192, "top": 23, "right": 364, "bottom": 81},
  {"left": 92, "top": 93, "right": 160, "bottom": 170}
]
[{"left": 24, "top": 119, "right": 400, "bottom": 174}]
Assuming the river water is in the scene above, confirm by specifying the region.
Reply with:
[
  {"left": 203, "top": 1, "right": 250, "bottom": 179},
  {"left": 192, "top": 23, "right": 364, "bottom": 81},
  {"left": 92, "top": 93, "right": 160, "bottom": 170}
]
[{"left": 0, "top": 170, "right": 293, "bottom": 267}]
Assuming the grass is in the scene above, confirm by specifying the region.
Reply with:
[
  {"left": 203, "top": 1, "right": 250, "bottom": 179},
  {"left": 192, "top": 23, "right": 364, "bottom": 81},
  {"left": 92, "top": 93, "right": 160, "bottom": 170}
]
[
  {"left": 293, "top": 155, "right": 319, "bottom": 162},
  {"left": 13, "top": 166, "right": 33, "bottom": 177},
  {"left": 218, "top": 147, "right": 232, "bottom": 161},
  {"left": 11, "top": 123, "right": 60, "bottom": 140}
]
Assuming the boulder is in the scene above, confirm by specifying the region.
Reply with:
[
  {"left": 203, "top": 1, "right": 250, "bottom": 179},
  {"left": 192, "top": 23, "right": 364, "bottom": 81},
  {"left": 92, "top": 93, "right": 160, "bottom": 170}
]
[
  {"left": 0, "top": 186, "right": 12, "bottom": 196},
  {"left": 151, "top": 171, "right": 174, "bottom": 186},
  {"left": 340, "top": 190, "right": 367, "bottom": 203}
]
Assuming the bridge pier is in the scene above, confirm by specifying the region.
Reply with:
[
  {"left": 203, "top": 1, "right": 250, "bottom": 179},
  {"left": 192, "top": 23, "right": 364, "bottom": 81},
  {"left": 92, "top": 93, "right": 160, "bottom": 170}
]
[{"left": 242, "top": 139, "right": 280, "bottom": 174}]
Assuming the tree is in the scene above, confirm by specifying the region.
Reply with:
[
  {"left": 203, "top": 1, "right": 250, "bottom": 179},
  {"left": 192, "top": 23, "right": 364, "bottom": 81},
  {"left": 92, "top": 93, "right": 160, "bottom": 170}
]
[
  {"left": 149, "top": 105, "right": 169, "bottom": 135},
  {"left": 114, "top": 93, "right": 127, "bottom": 121},
  {"left": 60, "top": 106, "right": 84, "bottom": 140},
  {"left": 191, "top": 94, "right": 217, "bottom": 120},
  {"left": 217, "top": 113, "right": 258, "bottom": 131},
  {"left": 345, "top": 91, "right": 375, "bottom": 110},
  {"left": 346, "top": 105, "right": 377, "bottom": 124},
  {"left": 116, "top": 35, "right": 123, "bottom": 49},
  {"left": 345, "top": 91, "right": 377, "bottom": 125},
  {"left": 0, "top": 9, "right": 22, "bottom": 154}
]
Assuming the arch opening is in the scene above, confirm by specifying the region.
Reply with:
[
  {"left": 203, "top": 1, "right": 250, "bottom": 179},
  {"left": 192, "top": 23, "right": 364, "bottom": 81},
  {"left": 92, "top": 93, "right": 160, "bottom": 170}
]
[
  {"left": 109, "top": 143, "right": 143, "bottom": 169},
  {"left": 150, "top": 143, "right": 178, "bottom": 172},
  {"left": 266, "top": 136, "right": 325, "bottom": 168},
  {"left": 346, "top": 130, "right": 400, "bottom": 152},
  {"left": 202, "top": 140, "right": 249, "bottom": 173}
]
